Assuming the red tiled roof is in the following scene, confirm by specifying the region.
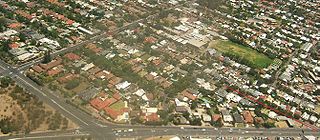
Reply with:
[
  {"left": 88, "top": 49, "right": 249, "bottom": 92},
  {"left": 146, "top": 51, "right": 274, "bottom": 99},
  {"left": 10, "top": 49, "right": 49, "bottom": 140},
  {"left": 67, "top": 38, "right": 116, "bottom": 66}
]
[
  {"left": 8, "top": 23, "right": 22, "bottom": 29},
  {"left": 182, "top": 89, "right": 197, "bottom": 100},
  {"left": 9, "top": 43, "right": 19, "bottom": 49},
  {"left": 152, "top": 59, "right": 162, "bottom": 66},
  {"left": 47, "top": 68, "right": 62, "bottom": 76},
  {"left": 15, "top": 10, "right": 33, "bottom": 20},
  {"left": 145, "top": 113, "right": 160, "bottom": 122},
  {"left": 161, "top": 80, "right": 172, "bottom": 88},
  {"left": 243, "top": 111, "right": 253, "bottom": 124},
  {"left": 66, "top": 19, "right": 74, "bottom": 25},
  {"left": 39, "top": 58, "right": 62, "bottom": 71},
  {"left": 47, "top": 0, "right": 65, "bottom": 7},
  {"left": 144, "top": 37, "right": 157, "bottom": 44},
  {"left": 57, "top": 73, "right": 76, "bottom": 83},
  {"left": 26, "top": 2, "right": 36, "bottom": 8},
  {"left": 92, "top": 47, "right": 102, "bottom": 54},
  {"left": 145, "top": 73, "right": 155, "bottom": 81},
  {"left": 254, "top": 117, "right": 264, "bottom": 124},
  {"left": 88, "top": 67, "right": 101, "bottom": 75},
  {"left": 90, "top": 97, "right": 117, "bottom": 110},
  {"left": 212, "top": 114, "right": 221, "bottom": 121},
  {"left": 32, "top": 65, "right": 44, "bottom": 73},
  {"left": 112, "top": 93, "right": 122, "bottom": 101},
  {"left": 104, "top": 107, "right": 123, "bottom": 120},
  {"left": 109, "top": 76, "right": 122, "bottom": 86},
  {"left": 64, "top": 53, "right": 80, "bottom": 60},
  {"left": 95, "top": 71, "right": 105, "bottom": 78}
]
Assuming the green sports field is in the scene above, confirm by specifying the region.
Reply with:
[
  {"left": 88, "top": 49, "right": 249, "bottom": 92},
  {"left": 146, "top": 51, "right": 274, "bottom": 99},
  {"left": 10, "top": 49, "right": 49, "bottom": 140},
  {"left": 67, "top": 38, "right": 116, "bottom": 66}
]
[{"left": 209, "top": 40, "right": 273, "bottom": 68}]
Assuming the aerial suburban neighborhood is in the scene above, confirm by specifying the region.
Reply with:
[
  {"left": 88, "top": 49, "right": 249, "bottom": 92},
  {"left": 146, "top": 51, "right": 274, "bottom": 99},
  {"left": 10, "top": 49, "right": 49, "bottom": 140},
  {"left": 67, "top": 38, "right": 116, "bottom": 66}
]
[{"left": 0, "top": 0, "right": 319, "bottom": 140}]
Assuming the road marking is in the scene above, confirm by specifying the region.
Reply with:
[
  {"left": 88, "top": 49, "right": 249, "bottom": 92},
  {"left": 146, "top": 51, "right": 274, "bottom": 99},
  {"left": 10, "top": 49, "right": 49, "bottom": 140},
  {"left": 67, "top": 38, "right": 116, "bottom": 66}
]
[
  {"left": 17, "top": 76, "right": 47, "bottom": 97},
  {"left": 51, "top": 99, "right": 89, "bottom": 126},
  {"left": 17, "top": 76, "right": 88, "bottom": 126},
  {"left": 93, "top": 121, "right": 108, "bottom": 128},
  {"left": 9, "top": 133, "right": 89, "bottom": 140}
]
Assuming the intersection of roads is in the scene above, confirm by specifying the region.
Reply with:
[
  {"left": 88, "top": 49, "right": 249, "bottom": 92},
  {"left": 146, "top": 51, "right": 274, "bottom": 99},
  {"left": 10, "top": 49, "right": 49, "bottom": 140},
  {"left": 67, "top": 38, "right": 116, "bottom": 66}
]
[
  {"left": 0, "top": 5, "right": 319, "bottom": 140},
  {"left": 0, "top": 38, "right": 319, "bottom": 140}
]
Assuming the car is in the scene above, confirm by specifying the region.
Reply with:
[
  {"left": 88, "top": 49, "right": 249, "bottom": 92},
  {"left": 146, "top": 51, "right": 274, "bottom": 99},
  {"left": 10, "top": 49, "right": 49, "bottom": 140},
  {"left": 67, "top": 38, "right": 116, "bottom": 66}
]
[
  {"left": 128, "top": 129, "right": 133, "bottom": 132},
  {"left": 201, "top": 129, "right": 206, "bottom": 131},
  {"left": 229, "top": 128, "right": 233, "bottom": 133},
  {"left": 180, "top": 127, "right": 184, "bottom": 129}
]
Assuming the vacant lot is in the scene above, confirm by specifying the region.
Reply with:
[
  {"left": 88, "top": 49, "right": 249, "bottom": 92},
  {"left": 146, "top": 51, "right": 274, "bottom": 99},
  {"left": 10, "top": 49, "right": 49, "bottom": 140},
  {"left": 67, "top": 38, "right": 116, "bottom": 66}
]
[
  {"left": 0, "top": 79, "right": 77, "bottom": 135},
  {"left": 209, "top": 40, "right": 273, "bottom": 68}
]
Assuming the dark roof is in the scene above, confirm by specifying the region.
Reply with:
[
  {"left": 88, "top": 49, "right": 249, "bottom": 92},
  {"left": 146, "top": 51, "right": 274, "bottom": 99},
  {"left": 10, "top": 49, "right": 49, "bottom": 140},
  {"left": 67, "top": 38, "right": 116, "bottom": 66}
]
[
  {"left": 78, "top": 87, "right": 100, "bottom": 101},
  {"left": 175, "top": 106, "right": 188, "bottom": 113},
  {"left": 233, "top": 112, "right": 244, "bottom": 123}
]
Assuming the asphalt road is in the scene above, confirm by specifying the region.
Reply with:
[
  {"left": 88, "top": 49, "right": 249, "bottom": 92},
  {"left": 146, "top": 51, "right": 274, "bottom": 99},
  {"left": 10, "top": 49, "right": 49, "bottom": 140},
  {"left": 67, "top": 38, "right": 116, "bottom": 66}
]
[
  {"left": 0, "top": 2, "right": 319, "bottom": 139},
  {"left": 1, "top": 58, "right": 319, "bottom": 139}
]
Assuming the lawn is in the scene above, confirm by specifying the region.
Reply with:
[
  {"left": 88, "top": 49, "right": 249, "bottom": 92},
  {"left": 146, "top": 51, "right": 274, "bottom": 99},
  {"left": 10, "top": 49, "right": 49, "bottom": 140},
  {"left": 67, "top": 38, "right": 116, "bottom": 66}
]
[
  {"left": 209, "top": 40, "right": 273, "bottom": 68},
  {"left": 109, "top": 100, "right": 126, "bottom": 110},
  {"left": 71, "top": 82, "right": 90, "bottom": 93}
]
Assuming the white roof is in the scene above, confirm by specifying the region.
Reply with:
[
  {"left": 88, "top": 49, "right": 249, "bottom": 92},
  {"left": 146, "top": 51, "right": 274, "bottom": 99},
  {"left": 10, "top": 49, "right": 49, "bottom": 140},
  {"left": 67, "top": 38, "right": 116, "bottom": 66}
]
[
  {"left": 268, "top": 111, "right": 277, "bottom": 119},
  {"left": 142, "top": 94, "right": 149, "bottom": 101},
  {"left": 134, "top": 89, "right": 145, "bottom": 97},
  {"left": 116, "top": 81, "right": 131, "bottom": 90},
  {"left": 202, "top": 114, "right": 211, "bottom": 122},
  {"left": 82, "top": 63, "right": 95, "bottom": 71},
  {"left": 175, "top": 98, "right": 188, "bottom": 107},
  {"left": 0, "top": 29, "right": 18, "bottom": 37},
  {"left": 17, "top": 52, "right": 34, "bottom": 61},
  {"left": 223, "top": 115, "right": 233, "bottom": 122},
  {"left": 145, "top": 107, "right": 157, "bottom": 113},
  {"left": 309, "top": 116, "right": 318, "bottom": 122},
  {"left": 302, "top": 112, "right": 310, "bottom": 120}
]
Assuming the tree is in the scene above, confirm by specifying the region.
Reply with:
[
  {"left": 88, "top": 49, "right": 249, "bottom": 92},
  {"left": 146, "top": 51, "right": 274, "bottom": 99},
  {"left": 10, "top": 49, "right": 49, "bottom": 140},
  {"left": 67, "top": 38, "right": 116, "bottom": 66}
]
[
  {"left": 211, "top": 118, "right": 223, "bottom": 127},
  {"left": 0, "top": 117, "right": 17, "bottom": 134},
  {"left": 42, "top": 50, "right": 51, "bottom": 64},
  {"left": 191, "top": 101, "right": 198, "bottom": 110},
  {"left": 263, "top": 122, "right": 275, "bottom": 128},
  {"left": 19, "top": 33, "right": 27, "bottom": 42},
  {"left": 64, "top": 80, "right": 80, "bottom": 90},
  {"left": 189, "top": 117, "right": 202, "bottom": 126},
  {"left": 0, "top": 77, "right": 13, "bottom": 88}
]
